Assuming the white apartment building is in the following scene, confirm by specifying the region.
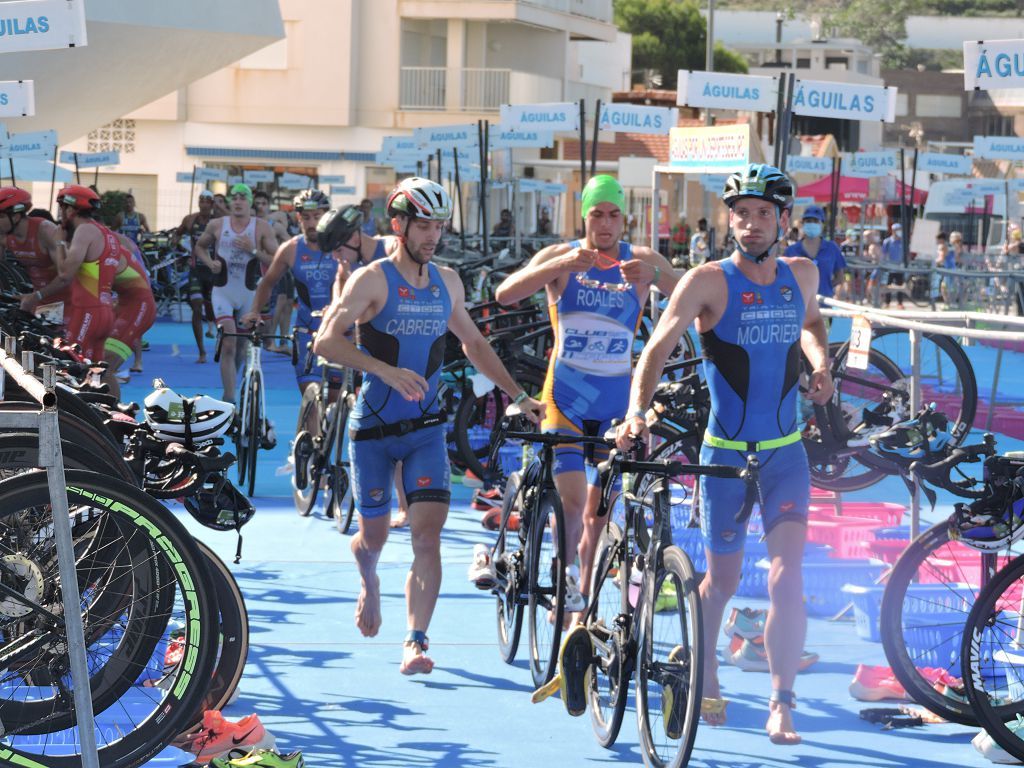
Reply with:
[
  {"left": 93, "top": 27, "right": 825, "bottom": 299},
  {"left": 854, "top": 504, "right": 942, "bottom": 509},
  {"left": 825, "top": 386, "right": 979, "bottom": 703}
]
[
  {"left": 45, "top": 0, "right": 627, "bottom": 231},
  {"left": 708, "top": 10, "right": 886, "bottom": 153}
]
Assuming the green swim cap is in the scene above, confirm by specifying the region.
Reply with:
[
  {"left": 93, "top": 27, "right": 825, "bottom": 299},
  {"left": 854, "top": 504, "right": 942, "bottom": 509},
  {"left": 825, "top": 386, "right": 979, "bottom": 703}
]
[
  {"left": 228, "top": 182, "right": 253, "bottom": 204},
  {"left": 581, "top": 174, "right": 625, "bottom": 219}
]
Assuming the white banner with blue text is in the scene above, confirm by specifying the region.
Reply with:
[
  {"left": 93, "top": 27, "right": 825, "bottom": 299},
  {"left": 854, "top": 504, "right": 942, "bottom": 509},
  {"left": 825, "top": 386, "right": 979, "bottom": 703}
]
[
  {"left": 499, "top": 103, "right": 579, "bottom": 133},
  {"left": 676, "top": 71, "right": 779, "bottom": 113},
  {"left": 964, "top": 39, "right": 1024, "bottom": 90},
  {"left": 598, "top": 104, "right": 678, "bottom": 135},
  {"left": 791, "top": 79, "right": 897, "bottom": 123},
  {"left": 0, "top": 0, "right": 87, "bottom": 53},
  {"left": 0, "top": 81, "right": 34, "bottom": 118}
]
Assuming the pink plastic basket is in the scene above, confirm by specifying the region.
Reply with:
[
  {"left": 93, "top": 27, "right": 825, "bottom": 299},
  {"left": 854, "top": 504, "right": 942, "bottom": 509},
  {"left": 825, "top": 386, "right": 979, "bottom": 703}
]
[{"left": 807, "top": 515, "right": 880, "bottom": 560}]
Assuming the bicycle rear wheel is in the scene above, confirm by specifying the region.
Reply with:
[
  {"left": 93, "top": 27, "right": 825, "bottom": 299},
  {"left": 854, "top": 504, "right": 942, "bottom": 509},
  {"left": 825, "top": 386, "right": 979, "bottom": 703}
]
[
  {"left": 527, "top": 488, "right": 566, "bottom": 687},
  {"left": 292, "top": 383, "right": 325, "bottom": 516},
  {"left": 802, "top": 345, "right": 907, "bottom": 492},
  {"left": 587, "top": 522, "right": 629, "bottom": 748},
  {"left": 636, "top": 545, "right": 703, "bottom": 768},
  {"left": 961, "top": 554, "right": 1024, "bottom": 762}
]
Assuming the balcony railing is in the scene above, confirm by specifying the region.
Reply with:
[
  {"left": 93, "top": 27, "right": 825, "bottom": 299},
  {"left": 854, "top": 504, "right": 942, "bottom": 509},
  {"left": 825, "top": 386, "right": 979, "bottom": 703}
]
[
  {"left": 400, "top": 67, "right": 511, "bottom": 112},
  {"left": 400, "top": 67, "right": 446, "bottom": 110},
  {"left": 522, "top": 0, "right": 613, "bottom": 23}
]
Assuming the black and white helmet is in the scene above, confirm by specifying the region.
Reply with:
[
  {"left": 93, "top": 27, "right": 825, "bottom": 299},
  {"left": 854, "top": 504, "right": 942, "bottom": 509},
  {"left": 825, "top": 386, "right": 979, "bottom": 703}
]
[
  {"left": 294, "top": 188, "right": 331, "bottom": 211},
  {"left": 144, "top": 381, "right": 234, "bottom": 444},
  {"left": 386, "top": 177, "right": 452, "bottom": 221}
]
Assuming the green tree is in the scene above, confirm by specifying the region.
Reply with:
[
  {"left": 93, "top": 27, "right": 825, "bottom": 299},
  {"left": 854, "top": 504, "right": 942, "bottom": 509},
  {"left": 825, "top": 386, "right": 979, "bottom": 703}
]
[
  {"left": 615, "top": 0, "right": 748, "bottom": 89},
  {"left": 97, "top": 190, "right": 129, "bottom": 228},
  {"left": 823, "top": 0, "right": 921, "bottom": 68}
]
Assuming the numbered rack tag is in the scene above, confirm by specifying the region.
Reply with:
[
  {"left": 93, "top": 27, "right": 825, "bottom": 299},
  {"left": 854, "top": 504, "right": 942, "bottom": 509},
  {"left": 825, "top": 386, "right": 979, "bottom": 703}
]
[{"left": 847, "top": 315, "right": 872, "bottom": 370}]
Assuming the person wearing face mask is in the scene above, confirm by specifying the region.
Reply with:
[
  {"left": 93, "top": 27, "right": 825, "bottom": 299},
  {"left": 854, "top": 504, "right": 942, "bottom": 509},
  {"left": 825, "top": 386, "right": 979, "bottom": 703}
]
[
  {"left": 784, "top": 205, "right": 846, "bottom": 300},
  {"left": 616, "top": 163, "right": 832, "bottom": 746}
]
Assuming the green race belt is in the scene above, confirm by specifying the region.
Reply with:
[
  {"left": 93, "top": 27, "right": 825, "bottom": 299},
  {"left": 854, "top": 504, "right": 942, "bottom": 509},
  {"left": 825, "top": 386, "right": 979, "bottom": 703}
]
[{"left": 703, "top": 430, "right": 802, "bottom": 453}]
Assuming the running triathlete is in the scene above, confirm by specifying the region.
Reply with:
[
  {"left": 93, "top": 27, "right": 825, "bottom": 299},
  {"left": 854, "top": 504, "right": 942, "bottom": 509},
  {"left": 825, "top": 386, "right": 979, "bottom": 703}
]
[
  {"left": 176, "top": 189, "right": 219, "bottom": 362},
  {"left": 102, "top": 238, "right": 156, "bottom": 398}
]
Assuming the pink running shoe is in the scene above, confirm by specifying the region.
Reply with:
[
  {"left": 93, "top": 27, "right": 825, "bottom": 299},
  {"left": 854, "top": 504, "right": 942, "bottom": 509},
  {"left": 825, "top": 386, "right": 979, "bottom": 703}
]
[
  {"left": 177, "top": 711, "right": 277, "bottom": 764},
  {"left": 849, "top": 664, "right": 908, "bottom": 701}
]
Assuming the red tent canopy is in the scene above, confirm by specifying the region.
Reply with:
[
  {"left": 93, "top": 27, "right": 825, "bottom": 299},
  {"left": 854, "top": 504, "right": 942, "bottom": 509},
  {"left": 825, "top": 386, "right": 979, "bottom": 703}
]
[
  {"left": 796, "top": 173, "right": 869, "bottom": 203},
  {"left": 890, "top": 179, "right": 928, "bottom": 205}
]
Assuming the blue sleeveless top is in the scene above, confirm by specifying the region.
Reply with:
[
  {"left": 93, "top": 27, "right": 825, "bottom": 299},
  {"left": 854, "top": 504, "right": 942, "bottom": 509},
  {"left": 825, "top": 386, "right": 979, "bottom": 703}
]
[
  {"left": 351, "top": 260, "right": 451, "bottom": 427},
  {"left": 700, "top": 259, "right": 805, "bottom": 442},
  {"left": 120, "top": 212, "right": 142, "bottom": 244},
  {"left": 542, "top": 241, "right": 643, "bottom": 422},
  {"left": 292, "top": 236, "right": 339, "bottom": 330}
]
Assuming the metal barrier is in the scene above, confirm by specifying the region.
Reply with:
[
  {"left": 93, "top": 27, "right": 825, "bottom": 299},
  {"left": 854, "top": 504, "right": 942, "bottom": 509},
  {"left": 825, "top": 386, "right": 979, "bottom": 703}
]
[
  {"left": 0, "top": 341, "right": 100, "bottom": 767},
  {"left": 841, "top": 259, "right": 1023, "bottom": 315},
  {"left": 820, "top": 298, "right": 1024, "bottom": 538}
]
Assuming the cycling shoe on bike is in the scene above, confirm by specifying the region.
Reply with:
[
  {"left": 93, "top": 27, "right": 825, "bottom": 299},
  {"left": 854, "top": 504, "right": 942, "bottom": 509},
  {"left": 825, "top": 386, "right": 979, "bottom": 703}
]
[
  {"left": 292, "top": 431, "right": 314, "bottom": 487},
  {"left": 261, "top": 419, "right": 277, "bottom": 450},
  {"left": 564, "top": 568, "right": 587, "bottom": 613},
  {"left": 868, "top": 405, "right": 952, "bottom": 464},
  {"left": 468, "top": 543, "right": 498, "bottom": 590}
]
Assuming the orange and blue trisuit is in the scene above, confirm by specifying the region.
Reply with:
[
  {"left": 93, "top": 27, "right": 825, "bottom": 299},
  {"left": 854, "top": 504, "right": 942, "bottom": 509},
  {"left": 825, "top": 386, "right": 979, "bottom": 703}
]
[{"left": 542, "top": 240, "right": 642, "bottom": 484}]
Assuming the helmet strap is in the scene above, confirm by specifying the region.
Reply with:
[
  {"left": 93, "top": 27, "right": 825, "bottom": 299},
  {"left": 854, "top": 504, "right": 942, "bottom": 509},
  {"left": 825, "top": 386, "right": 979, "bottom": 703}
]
[
  {"left": 399, "top": 216, "right": 429, "bottom": 276},
  {"left": 736, "top": 206, "right": 783, "bottom": 265}
]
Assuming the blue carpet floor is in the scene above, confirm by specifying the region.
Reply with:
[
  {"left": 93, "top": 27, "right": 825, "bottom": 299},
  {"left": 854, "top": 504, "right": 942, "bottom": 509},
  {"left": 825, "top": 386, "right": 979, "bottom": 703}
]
[{"left": 106, "top": 317, "right": 1022, "bottom": 768}]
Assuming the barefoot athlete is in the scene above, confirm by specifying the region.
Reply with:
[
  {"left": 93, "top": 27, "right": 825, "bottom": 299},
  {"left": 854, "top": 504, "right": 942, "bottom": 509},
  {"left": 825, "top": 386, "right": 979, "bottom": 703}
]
[
  {"left": 314, "top": 177, "right": 543, "bottom": 675},
  {"left": 616, "top": 164, "right": 833, "bottom": 745}
]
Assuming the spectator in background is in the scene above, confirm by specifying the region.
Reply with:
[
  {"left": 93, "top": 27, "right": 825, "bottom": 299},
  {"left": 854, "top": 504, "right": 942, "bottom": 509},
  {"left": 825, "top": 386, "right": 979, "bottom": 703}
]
[
  {"left": 785, "top": 226, "right": 801, "bottom": 249},
  {"left": 359, "top": 198, "right": 378, "bottom": 236},
  {"left": 113, "top": 194, "right": 150, "bottom": 246},
  {"left": 213, "top": 193, "right": 230, "bottom": 218},
  {"left": 881, "top": 222, "right": 906, "bottom": 309},
  {"left": 784, "top": 205, "right": 846, "bottom": 300},
  {"left": 689, "top": 217, "right": 709, "bottom": 266},
  {"left": 535, "top": 206, "right": 552, "bottom": 237},
  {"left": 864, "top": 229, "right": 883, "bottom": 305},
  {"left": 492, "top": 208, "right": 514, "bottom": 239},
  {"left": 669, "top": 213, "right": 689, "bottom": 267}
]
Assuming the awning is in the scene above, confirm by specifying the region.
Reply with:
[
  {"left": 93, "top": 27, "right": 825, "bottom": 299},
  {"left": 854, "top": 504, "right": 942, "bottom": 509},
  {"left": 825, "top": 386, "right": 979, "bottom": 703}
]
[{"left": 796, "top": 173, "right": 869, "bottom": 203}]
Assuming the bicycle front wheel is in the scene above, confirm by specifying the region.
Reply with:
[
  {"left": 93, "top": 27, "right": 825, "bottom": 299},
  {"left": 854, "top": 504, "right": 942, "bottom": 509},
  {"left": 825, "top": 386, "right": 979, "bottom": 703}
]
[
  {"left": 0, "top": 470, "right": 218, "bottom": 768},
  {"left": 636, "top": 545, "right": 703, "bottom": 768},
  {"left": 292, "top": 382, "right": 325, "bottom": 516},
  {"left": 495, "top": 471, "right": 526, "bottom": 664},
  {"left": 961, "top": 554, "right": 1024, "bottom": 762},
  {"left": 527, "top": 488, "right": 566, "bottom": 687},
  {"left": 328, "top": 396, "right": 356, "bottom": 534},
  {"left": 879, "top": 521, "right": 1014, "bottom": 724},
  {"left": 235, "top": 378, "right": 251, "bottom": 487},
  {"left": 246, "top": 374, "right": 262, "bottom": 496}
]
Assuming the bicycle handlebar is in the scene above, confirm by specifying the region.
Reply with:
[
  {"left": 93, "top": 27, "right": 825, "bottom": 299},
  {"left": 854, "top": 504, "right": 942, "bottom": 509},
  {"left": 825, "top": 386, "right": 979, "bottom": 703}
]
[
  {"left": 909, "top": 434, "right": 996, "bottom": 499},
  {"left": 215, "top": 325, "right": 298, "bottom": 365}
]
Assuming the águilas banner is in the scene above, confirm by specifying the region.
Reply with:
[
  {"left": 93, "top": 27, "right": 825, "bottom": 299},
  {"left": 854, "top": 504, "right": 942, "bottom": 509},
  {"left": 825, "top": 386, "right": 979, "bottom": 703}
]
[
  {"left": 791, "top": 79, "right": 897, "bottom": 123},
  {"left": 846, "top": 150, "right": 899, "bottom": 178},
  {"left": 676, "top": 71, "right": 779, "bottom": 113},
  {"left": 0, "top": 0, "right": 87, "bottom": 53},
  {"left": 597, "top": 104, "right": 678, "bottom": 135},
  {"left": 974, "top": 135, "right": 1024, "bottom": 160},
  {"left": 413, "top": 124, "right": 477, "bottom": 151},
  {"left": 916, "top": 152, "right": 973, "bottom": 176},
  {"left": 964, "top": 39, "right": 1024, "bottom": 90},
  {"left": 786, "top": 155, "right": 832, "bottom": 174},
  {"left": 668, "top": 124, "right": 750, "bottom": 173},
  {"left": 0, "top": 80, "right": 34, "bottom": 118},
  {"left": 499, "top": 102, "right": 579, "bottom": 133},
  {"left": 0, "top": 128, "right": 56, "bottom": 158}
]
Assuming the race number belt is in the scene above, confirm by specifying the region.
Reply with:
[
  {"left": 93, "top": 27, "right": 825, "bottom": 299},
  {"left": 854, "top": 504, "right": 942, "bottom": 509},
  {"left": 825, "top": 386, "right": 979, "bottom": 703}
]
[{"left": 350, "top": 412, "right": 447, "bottom": 442}]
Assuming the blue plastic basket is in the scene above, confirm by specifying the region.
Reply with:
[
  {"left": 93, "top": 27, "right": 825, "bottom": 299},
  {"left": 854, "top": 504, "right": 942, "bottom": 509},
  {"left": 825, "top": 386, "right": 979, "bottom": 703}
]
[
  {"left": 842, "top": 582, "right": 974, "bottom": 643},
  {"left": 674, "top": 528, "right": 830, "bottom": 599},
  {"left": 875, "top": 526, "right": 912, "bottom": 540},
  {"left": 757, "top": 557, "right": 887, "bottom": 617}
]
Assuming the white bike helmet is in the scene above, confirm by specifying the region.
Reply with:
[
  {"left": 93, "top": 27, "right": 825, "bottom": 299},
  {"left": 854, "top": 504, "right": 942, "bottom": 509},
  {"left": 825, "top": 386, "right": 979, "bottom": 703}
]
[
  {"left": 386, "top": 177, "right": 453, "bottom": 221},
  {"left": 144, "top": 380, "right": 234, "bottom": 444}
]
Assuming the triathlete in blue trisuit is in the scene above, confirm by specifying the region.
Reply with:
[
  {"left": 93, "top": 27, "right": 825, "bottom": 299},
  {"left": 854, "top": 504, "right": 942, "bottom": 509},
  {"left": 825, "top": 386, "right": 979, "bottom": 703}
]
[
  {"left": 494, "top": 175, "right": 678, "bottom": 614},
  {"left": 617, "top": 163, "right": 833, "bottom": 746},
  {"left": 242, "top": 189, "right": 350, "bottom": 395},
  {"left": 314, "top": 177, "right": 544, "bottom": 675}
]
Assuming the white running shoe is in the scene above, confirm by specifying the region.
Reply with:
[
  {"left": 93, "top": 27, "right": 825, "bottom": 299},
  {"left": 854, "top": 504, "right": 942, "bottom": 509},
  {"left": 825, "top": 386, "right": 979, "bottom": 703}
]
[
  {"left": 468, "top": 544, "right": 497, "bottom": 590},
  {"left": 973, "top": 721, "right": 1024, "bottom": 764},
  {"left": 564, "top": 571, "right": 587, "bottom": 613}
]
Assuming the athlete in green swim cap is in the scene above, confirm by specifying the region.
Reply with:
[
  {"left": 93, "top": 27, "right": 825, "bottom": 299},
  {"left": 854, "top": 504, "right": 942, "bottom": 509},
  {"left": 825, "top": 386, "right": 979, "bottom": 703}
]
[
  {"left": 491, "top": 175, "right": 678, "bottom": 623},
  {"left": 580, "top": 174, "right": 626, "bottom": 219}
]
